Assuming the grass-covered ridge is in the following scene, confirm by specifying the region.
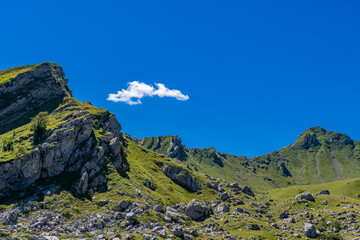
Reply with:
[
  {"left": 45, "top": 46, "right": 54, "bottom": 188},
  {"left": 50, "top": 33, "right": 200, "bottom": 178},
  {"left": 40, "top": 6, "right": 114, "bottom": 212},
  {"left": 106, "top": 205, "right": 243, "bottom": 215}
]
[
  {"left": 133, "top": 127, "right": 360, "bottom": 191},
  {"left": 0, "top": 64, "right": 39, "bottom": 85},
  {"left": 0, "top": 96, "right": 111, "bottom": 162}
]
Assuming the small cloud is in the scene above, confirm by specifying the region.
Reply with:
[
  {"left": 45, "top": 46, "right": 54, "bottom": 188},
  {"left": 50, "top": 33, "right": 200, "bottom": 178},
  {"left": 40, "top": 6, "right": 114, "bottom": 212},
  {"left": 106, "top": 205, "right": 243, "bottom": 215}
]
[{"left": 107, "top": 81, "right": 189, "bottom": 105}]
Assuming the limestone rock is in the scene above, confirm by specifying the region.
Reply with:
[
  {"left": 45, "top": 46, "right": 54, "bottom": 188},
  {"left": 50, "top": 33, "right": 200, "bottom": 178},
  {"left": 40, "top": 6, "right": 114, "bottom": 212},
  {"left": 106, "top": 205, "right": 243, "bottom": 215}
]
[
  {"left": 185, "top": 199, "right": 211, "bottom": 221},
  {"left": 241, "top": 186, "right": 255, "bottom": 197},
  {"left": 295, "top": 192, "right": 315, "bottom": 202},
  {"left": 215, "top": 203, "right": 230, "bottom": 215},
  {"left": 304, "top": 223, "right": 317, "bottom": 238},
  {"left": 162, "top": 164, "right": 201, "bottom": 192}
]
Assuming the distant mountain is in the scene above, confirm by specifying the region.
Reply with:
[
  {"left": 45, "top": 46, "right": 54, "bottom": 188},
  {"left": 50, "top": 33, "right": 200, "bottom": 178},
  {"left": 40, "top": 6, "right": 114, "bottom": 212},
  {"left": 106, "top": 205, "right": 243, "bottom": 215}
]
[
  {"left": 126, "top": 127, "right": 360, "bottom": 190},
  {"left": 252, "top": 126, "right": 360, "bottom": 186},
  {"left": 1, "top": 63, "right": 359, "bottom": 239}
]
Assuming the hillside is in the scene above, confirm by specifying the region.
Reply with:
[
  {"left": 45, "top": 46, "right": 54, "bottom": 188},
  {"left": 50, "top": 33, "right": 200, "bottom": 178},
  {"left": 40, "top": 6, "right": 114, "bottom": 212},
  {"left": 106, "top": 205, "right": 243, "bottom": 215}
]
[
  {"left": 0, "top": 62, "right": 127, "bottom": 198},
  {"left": 126, "top": 134, "right": 275, "bottom": 191},
  {"left": 1, "top": 63, "right": 360, "bottom": 239},
  {"left": 127, "top": 127, "right": 360, "bottom": 190}
]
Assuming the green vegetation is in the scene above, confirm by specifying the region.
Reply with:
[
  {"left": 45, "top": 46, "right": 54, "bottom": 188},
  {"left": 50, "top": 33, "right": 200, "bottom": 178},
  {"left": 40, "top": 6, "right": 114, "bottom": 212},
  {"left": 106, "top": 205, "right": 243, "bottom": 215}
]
[
  {"left": 2, "top": 63, "right": 360, "bottom": 239},
  {"left": 134, "top": 126, "right": 360, "bottom": 191},
  {"left": 0, "top": 64, "right": 39, "bottom": 85},
  {"left": 0, "top": 96, "right": 110, "bottom": 162},
  {"left": 30, "top": 111, "right": 48, "bottom": 145},
  {"left": 1, "top": 137, "right": 14, "bottom": 152}
]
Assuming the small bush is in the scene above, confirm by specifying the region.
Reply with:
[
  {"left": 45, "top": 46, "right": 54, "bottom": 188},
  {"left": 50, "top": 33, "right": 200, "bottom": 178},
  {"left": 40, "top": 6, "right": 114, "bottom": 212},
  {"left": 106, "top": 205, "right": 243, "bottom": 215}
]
[
  {"left": 15, "top": 146, "right": 26, "bottom": 158},
  {"left": 1, "top": 138, "right": 14, "bottom": 152},
  {"left": 30, "top": 112, "right": 48, "bottom": 145},
  {"left": 61, "top": 209, "right": 72, "bottom": 219}
]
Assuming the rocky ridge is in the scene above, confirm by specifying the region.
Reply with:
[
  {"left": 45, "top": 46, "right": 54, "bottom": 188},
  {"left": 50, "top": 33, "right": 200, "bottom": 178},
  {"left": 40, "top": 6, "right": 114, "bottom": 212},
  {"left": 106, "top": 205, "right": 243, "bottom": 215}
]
[
  {"left": 128, "top": 126, "right": 360, "bottom": 190},
  {"left": 0, "top": 63, "right": 127, "bottom": 198}
]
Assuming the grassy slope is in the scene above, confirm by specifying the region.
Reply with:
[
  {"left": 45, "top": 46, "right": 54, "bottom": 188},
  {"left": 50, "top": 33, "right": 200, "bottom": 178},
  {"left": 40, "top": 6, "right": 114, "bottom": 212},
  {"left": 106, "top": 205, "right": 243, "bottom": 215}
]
[
  {"left": 0, "top": 96, "right": 110, "bottom": 162},
  {"left": 253, "top": 127, "right": 360, "bottom": 188},
  {"left": 3, "top": 139, "right": 360, "bottom": 239},
  {"left": 134, "top": 127, "right": 360, "bottom": 193},
  {"left": 0, "top": 64, "right": 40, "bottom": 85},
  {"left": 134, "top": 136, "right": 276, "bottom": 191}
]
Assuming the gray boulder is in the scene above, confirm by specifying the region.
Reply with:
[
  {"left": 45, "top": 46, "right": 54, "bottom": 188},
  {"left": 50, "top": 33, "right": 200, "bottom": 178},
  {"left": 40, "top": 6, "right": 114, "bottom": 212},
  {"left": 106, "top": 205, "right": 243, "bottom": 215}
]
[
  {"left": 295, "top": 192, "right": 315, "bottom": 202},
  {"left": 220, "top": 192, "right": 230, "bottom": 202},
  {"left": 153, "top": 205, "right": 164, "bottom": 212},
  {"left": 304, "top": 223, "right": 317, "bottom": 238},
  {"left": 166, "top": 206, "right": 181, "bottom": 219},
  {"left": 185, "top": 199, "right": 211, "bottom": 221},
  {"left": 241, "top": 186, "right": 255, "bottom": 197},
  {"left": 117, "top": 200, "right": 131, "bottom": 211},
  {"left": 162, "top": 164, "right": 201, "bottom": 192},
  {"left": 215, "top": 203, "right": 230, "bottom": 214},
  {"left": 283, "top": 217, "right": 296, "bottom": 223},
  {"left": 320, "top": 190, "right": 330, "bottom": 195}
]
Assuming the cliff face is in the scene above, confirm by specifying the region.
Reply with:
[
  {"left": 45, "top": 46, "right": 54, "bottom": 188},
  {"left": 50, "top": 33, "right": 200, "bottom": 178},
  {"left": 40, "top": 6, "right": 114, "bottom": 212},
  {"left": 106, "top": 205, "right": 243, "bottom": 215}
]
[
  {"left": 0, "top": 63, "right": 71, "bottom": 134},
  {"left": 0, "top": 63, "right": 126, "bottom": 198}
]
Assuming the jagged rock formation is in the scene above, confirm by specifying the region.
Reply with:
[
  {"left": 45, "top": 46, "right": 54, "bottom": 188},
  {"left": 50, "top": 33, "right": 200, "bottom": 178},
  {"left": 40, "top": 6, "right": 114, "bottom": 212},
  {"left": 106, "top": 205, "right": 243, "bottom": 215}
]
[
  {"left": 301, "top": 133, "right": 321, "bottom": 149},
  {"left": 0, "top": 63, "right": 71, "bottom": 134},
  {"left": 185, "top": 199, "right": 211, "bottom": 221},
  {"left": 135, "top": 135, "right": 188, "bottom": 161},
  {"left": 0, "top": 63, "right": 126, "bottom": 198},
  {"left": 162, "top": 164, "right": 201, "bottom": 192},
  {"left": 278, "top": 161, "right": 292, "bottom": 177}
]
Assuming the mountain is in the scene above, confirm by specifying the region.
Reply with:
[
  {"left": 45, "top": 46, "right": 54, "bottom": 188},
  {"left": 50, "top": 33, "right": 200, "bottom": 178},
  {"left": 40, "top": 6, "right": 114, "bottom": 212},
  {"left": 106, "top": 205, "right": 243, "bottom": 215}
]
[
  {"left": 127, "top": 127, "right": 360, "bottom": 190},
  {"left": 0, "top": 63, "right": 359, "bottom": 239},
  {"left": 0, "top": 63, "right": 127, "bottom": 197},
  {"left": 251, "top": 126, "right": 360, "bottom": 186}
]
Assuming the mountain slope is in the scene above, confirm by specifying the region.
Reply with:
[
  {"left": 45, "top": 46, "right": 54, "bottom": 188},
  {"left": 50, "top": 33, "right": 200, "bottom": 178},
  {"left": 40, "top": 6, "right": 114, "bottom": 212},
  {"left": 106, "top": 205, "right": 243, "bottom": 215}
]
[
  {"left": 252, "top": 127, "right": 360, "bottom": 186},
  {"left": 128, "top": 127, "right": 360, "bottom": 190},
  {"left": 125, "top": 134, "right": 276, "bottom": 191},
  {"left": 0, "top": 63, "right": 127, "bottom": 197},
  {"left": 0, "top": 63, "right": 359, "bottom": 239}
]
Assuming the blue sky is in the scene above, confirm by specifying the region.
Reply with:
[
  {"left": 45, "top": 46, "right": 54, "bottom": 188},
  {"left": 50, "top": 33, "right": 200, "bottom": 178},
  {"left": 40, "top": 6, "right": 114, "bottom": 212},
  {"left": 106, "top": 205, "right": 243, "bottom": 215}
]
[{"left": 1, "top": 1, "right": 359, "bottom": 157}]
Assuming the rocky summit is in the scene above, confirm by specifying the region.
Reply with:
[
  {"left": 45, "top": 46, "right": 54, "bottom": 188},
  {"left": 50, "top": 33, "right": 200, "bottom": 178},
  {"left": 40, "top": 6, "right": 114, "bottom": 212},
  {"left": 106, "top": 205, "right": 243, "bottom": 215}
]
[{"left": 1, "top": 63, "right": 360, "bottom": 239}]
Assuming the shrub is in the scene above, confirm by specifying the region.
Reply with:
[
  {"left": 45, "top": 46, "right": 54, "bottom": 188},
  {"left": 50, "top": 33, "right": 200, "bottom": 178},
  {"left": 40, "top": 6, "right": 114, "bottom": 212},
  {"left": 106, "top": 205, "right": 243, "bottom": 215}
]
[
  {"left": 30, "top": 112, "right": 48, "bottom": 145},
  {"left": 1, "top": 138, "right": 14, "bottom": 152},
  {"left": 15, "top": 146, "right": 26, "bottom": 158},
  {"left": 61, "top": 209, "right": 72, "bottom": 219}
]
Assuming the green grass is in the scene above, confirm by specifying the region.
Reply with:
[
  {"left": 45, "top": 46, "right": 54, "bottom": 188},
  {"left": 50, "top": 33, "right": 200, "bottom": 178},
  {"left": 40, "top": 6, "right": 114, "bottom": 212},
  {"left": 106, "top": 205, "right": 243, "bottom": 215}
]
[
  {"left": 132, "top": 127, "right": 360, "bottom": 192},
  {"left": 0, "top": 64, "right": 39, "bottom": 85},
  {"left": 0, "top": 96, "right": 110, "bottom": 162},
  {"left": 270, "top": 177, "right": 360, "bottom": 200}
]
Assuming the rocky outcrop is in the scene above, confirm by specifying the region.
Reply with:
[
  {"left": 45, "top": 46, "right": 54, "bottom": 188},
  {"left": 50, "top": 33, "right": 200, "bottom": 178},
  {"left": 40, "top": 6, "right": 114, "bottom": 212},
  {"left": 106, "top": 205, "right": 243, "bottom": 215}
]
[
  {"left": 304, "top": 223, "right": 317, "bottom": 238},
  {"left": 295, "top": 192, "right": 315, "bottom": 202},
  {"left": 162, "top": 164, "right": 201, "bottom": 192},
  {"left": 241, "top": 186, "right": 255, "bottom": 197},
  {"left": 0, "top": 63, "right": 126, "bottom": 198},
  {"left": 278, "top": 161, "right": 292, "bottom": 177},
  {"left": 0, "top": 63, "right": 71, "bottom": 134},
  {"left": 301, "top": 133, "right": 320, "bottom": 149},
  {"left": 167, "top": 136, "right": 188, "bottom": 161},
  {"left": 0, "top": 107, "right": 124, "bottom": 197},
  {"left": 135, "top": 135, "right": 188, "bottom": 161},
  {"left": 185, "top": 199, "right": 211, "bottom": 221},
  {"left": 215, "top": 203, "right": 230, "bottom": 215},
  {"left": 144, "top": 178, "right": 156, "bottom": 191}
]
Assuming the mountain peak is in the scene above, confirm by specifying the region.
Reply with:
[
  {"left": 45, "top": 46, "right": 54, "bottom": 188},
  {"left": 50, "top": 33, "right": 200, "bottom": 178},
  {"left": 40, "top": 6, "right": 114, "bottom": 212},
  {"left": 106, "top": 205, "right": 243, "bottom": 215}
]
[
  {"left": 295, "top": 126, "right": 355, "bottom": 150},
  {"left": 0, "top": 63, "right": 71, "bottom": 134}
]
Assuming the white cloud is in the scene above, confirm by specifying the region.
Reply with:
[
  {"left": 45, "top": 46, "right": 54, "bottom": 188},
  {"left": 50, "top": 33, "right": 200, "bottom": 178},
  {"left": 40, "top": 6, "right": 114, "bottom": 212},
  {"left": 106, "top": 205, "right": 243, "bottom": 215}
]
[{"left": 107, "top": 81, "right": 189, "bottom": 105}]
